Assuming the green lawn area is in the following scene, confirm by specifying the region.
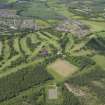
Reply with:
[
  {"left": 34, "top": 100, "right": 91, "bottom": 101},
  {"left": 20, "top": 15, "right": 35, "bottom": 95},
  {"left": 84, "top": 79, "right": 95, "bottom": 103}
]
[
  {"left": 92, "top": 54, "right": 105, "bottom": 68},
  {"left": 47, "top": 67, "right": 63, "bottom": 82},
  {"left": 81, "top": 20, "right": 105, "bottom": 32}
]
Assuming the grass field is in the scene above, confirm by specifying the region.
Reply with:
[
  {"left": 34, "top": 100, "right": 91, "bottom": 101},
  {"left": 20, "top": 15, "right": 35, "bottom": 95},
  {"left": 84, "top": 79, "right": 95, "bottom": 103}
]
[
  {"left": 81, "top": 20, "right": 105, "bottom": 32},
  {"left": 0, "top": 0, "right": 16, "bottom": 3},
  {"left": 47, "top": 59, "right": 78, "bottom": 81},
  {"left": 92, "top": 55, "right": 105, "bottom": 69}
]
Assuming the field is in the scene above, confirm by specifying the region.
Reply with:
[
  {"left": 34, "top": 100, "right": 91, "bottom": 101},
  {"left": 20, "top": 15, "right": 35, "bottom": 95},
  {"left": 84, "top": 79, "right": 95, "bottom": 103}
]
[
  {"left": 47, "top": 59, "right": 78, "bottom": 81},
  {"left": 0, "top": 0, "right": 16, "bottom": 3},
  {"left": 92, "top": 55, "right": 105, "bottom": 68},
  {"left": 81, "top": 20, "right": 105, "bottom": 31}
]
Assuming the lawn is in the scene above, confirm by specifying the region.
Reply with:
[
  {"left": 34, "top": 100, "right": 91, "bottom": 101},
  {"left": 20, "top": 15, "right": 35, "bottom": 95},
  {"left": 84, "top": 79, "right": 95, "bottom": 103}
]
[
  {"left": 81, "top": 20, "right": 105, "bottom": 32},
  {"left": 47, "top": 59, "right": 78, "bottom": 81},
  {"left": 92, "top": 54, "right": 105, "bottom": 69}
]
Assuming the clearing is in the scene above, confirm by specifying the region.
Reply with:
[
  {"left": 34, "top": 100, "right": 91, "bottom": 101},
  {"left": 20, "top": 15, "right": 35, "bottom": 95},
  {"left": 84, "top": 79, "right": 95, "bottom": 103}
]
[{"left": 47, "top": 59, "right": 78, "bottom": 81}]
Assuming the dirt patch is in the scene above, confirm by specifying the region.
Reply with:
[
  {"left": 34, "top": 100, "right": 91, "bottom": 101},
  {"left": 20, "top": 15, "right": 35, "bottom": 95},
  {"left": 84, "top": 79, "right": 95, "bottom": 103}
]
[
  {"left": 64, "top": 83, "right": 85, "bottom": 96},
  {"left": 48, "top": 59, "right": 78, "bottom": 78}
]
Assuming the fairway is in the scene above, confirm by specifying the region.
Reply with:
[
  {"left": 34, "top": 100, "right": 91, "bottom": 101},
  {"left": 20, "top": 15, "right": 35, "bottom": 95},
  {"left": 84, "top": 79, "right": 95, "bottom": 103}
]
[{"left": 47, "top": 59, "right": 78, "bottom": 79}]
